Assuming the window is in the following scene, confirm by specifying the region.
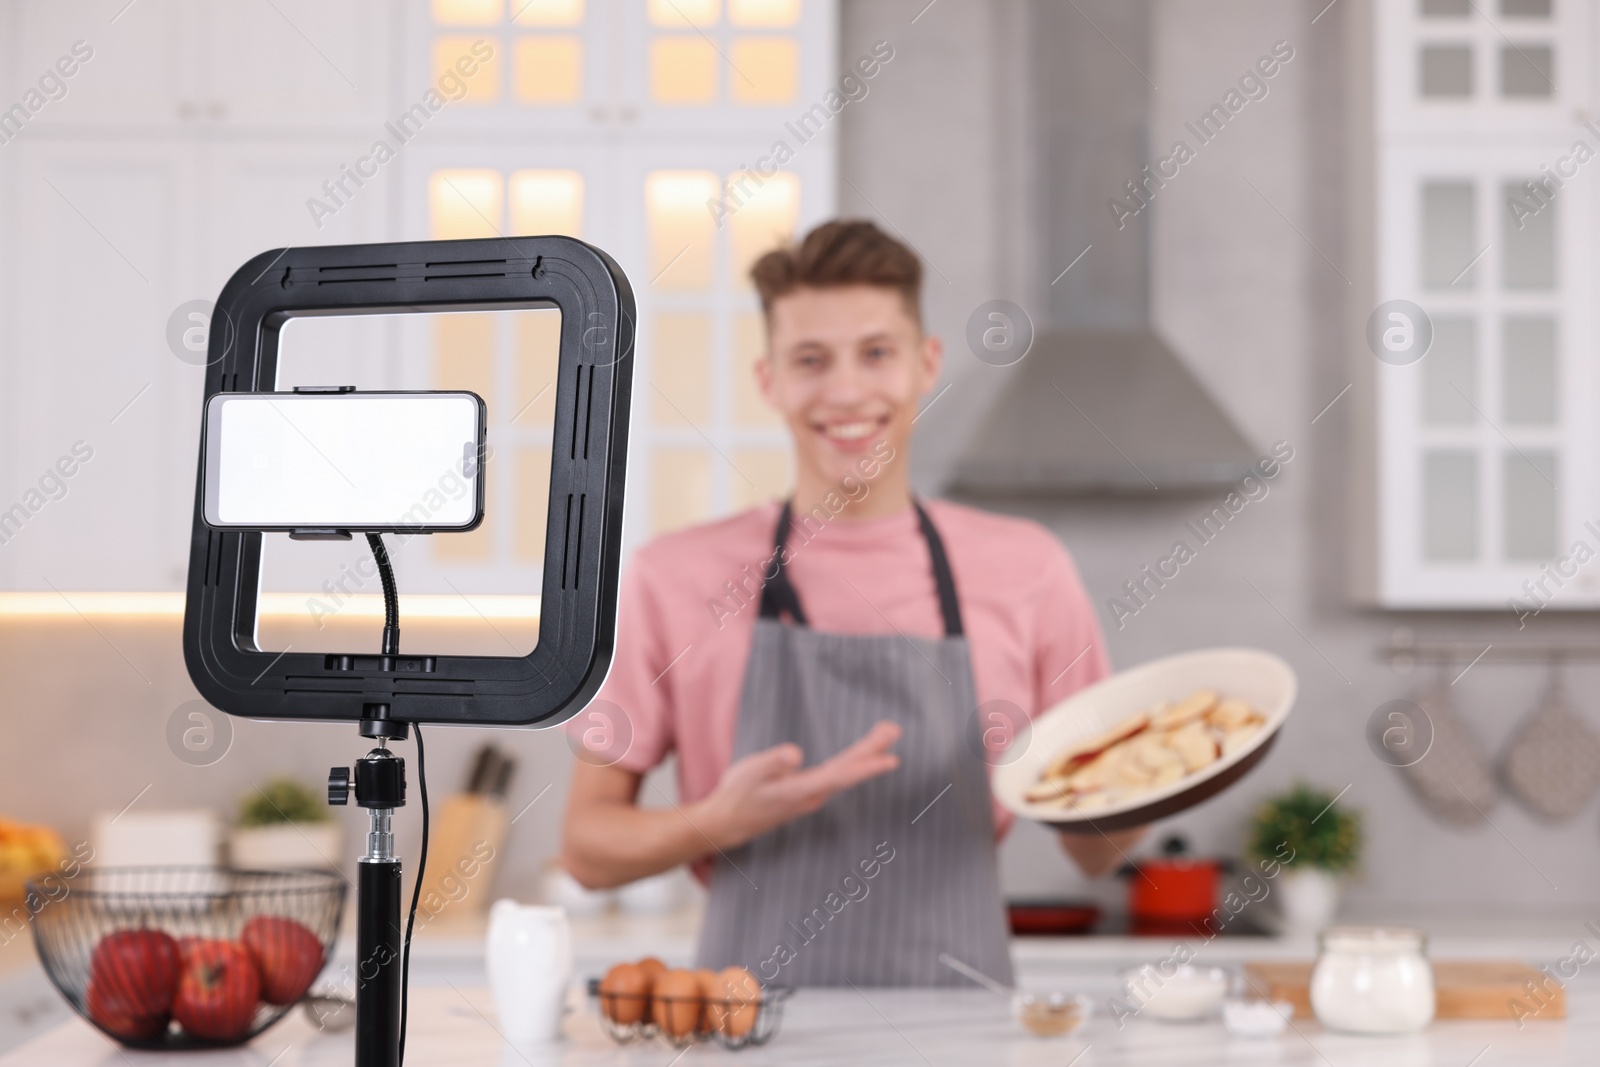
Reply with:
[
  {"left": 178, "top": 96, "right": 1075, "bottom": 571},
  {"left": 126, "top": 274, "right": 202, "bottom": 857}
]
[{"left": 1372, "top": 0, "right": 1596, "bottom": 607}]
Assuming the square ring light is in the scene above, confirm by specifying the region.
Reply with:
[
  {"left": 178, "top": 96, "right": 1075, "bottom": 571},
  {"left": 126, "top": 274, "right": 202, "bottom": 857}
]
[{"left": 183, "top": 236, "right": 634, "bottom": 728}]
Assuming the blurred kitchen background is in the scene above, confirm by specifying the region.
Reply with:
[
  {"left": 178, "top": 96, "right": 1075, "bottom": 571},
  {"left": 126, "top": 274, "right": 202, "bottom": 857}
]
[{"left": 1, "top": 0, "right": 1597, "bottom": 932}]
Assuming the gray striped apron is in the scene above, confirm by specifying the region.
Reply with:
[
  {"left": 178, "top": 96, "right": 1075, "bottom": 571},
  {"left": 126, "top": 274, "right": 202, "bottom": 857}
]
[{"left": 695, "top": 501, "right": 1014, "bottom": 987}]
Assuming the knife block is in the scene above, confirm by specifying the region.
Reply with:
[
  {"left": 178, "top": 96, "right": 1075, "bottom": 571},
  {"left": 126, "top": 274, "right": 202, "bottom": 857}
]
[{"left": 417, "top": 793, "right": 509, "bottom": 923}]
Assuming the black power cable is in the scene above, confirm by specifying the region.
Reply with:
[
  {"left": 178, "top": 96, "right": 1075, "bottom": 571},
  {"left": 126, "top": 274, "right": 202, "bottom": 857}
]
[
  {"left": 363, "top": 533, "right": 427, "bottom": 1067},
  {"left": 398, "top": 723, "right": 427, "bottom": 1066}
]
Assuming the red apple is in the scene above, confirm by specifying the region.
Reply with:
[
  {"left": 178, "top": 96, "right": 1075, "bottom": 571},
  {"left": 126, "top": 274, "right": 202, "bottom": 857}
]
[
  {"left": 172, "top": 938, "right": 261, "bottom": 1041},
  {"left": 86, "top": 980, "right": 169, "bottom": 1041},
  {"left": 240, "top": 915, "right": 325, "bottom": 1005},
  {"left": 85, "top": 928, "right": 181, "bottom": 1039}
]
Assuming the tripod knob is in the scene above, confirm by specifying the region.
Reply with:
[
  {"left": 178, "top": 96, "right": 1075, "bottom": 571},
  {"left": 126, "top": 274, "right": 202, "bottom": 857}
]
[{"left": 327, "top": 767, "right": 351, "bottom": 806}]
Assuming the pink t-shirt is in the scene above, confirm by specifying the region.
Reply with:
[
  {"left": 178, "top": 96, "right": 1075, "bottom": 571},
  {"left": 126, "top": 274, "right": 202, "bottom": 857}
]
[{"left": 591, "top": 498, "right": 1110, "bottom": 840}]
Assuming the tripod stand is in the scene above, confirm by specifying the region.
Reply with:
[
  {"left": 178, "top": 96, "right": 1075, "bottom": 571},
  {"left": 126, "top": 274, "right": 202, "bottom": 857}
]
[{"left": 182, "top": 234, "right": 633, "bottom": 1066}]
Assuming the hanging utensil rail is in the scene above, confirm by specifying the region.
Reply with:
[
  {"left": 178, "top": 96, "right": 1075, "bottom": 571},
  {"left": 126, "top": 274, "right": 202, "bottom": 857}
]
[{"left": 1377, "top": 632, "right": 1600, "bottom": 666}]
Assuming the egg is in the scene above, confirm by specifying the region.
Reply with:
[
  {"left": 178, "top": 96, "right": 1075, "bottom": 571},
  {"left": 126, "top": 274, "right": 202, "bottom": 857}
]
[
  {"left": 652, "top": 968, "right": 705, "bottom": 1037},
  {"left": 636, "top": 956, "right": 668, "bottom": 989},
  {"left": 695, "top": 969, "right": 722, "bottom": 1028},
  {"left": 599, "top": 962, "right": 649, "bottom": 1025},
  {"left": 712, "top": 966, "right": 762, "bottom": 1037}
]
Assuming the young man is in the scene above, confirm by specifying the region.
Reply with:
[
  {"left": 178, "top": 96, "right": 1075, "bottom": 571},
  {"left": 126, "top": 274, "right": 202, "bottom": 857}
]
[{"left": 561, "top": 220, "right": 1134, "bottom": 987}]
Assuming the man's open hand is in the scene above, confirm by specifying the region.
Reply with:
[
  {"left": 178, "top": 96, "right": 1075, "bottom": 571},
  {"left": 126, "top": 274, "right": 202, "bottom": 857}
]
[{"left": 693, "top": 721, "right": 903, "bottom": 850}]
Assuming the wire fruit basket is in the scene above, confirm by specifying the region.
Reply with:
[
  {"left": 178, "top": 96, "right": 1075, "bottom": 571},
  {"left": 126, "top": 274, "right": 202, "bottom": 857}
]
[
  {"left": 29, "top": 866, "right": 346, "bottom": 1050},
  {"left": 589, "top": 977, "right": 794, "bottom": 1050}
]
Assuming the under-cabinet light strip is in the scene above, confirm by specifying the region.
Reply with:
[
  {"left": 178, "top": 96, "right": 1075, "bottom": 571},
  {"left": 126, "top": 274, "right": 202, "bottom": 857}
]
[{"left": 0, "top": 592, "right": 542, "bottom": 620}]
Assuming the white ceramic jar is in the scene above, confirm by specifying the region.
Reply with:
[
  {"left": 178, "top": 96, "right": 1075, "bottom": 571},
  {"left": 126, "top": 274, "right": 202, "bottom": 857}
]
[
  {"left": 1310, "top": 926, "right": 1435, "bottom": 1034},
  {"left": 486, "top": 900, "right": 573, "bottom": 1043}
]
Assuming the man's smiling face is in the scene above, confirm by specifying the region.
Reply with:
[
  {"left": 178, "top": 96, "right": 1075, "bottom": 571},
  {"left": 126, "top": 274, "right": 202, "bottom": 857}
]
[{"left": 756, "top": 284, "right": 942, "bottom": 493}]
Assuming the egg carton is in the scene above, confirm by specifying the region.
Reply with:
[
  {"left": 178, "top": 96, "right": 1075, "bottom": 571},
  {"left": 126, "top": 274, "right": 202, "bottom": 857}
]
[{"left": 586, "top": 980, "right": 794, "bottom": 1050}]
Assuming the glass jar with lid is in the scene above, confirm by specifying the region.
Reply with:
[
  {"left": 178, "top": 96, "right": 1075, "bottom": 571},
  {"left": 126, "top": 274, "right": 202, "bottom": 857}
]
[{"left": 1310, "top": 926, "right": 1435, "bottom": 1034}]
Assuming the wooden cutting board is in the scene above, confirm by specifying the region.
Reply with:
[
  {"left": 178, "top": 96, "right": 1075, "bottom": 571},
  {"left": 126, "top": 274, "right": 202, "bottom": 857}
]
[{"left": 1243, "top": 960, "right": 1565, "bottom": 1021}]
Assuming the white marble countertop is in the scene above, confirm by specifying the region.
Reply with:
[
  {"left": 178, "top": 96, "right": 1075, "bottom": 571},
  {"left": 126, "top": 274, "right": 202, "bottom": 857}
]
[
  {"left": 2, "top": 978, "right": 1594, "bottom": 1066},
  {"left": 7, "top": 909, "right": 1600, "bottom": 1065}
]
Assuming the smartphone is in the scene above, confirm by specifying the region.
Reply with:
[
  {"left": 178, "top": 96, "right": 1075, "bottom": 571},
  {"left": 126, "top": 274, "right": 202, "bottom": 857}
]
[{"left": 202, "top": 390, "right": 486, "bottom": 533}]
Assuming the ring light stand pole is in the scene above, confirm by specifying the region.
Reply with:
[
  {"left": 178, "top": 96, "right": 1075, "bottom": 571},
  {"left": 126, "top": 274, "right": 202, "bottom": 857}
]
[
  {"left": 183, "top": 236, "right": 635, "bottom": 1067},
  {"left": 328, "top": 727, "right": 407, "bottom": 1067},
  {"left": 329, "top": 533, "right": 411, "bottom": 1067}
]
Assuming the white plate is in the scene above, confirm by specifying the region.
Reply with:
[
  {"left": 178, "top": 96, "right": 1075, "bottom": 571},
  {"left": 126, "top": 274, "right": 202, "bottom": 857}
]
[{"left": 993, "top": 647, "right": 1297, "bottom": 831}]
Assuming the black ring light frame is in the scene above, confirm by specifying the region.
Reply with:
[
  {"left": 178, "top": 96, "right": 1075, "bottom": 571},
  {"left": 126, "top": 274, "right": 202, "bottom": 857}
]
[{"left": 182, "top": 235, "right": 635, "bottom": 730}]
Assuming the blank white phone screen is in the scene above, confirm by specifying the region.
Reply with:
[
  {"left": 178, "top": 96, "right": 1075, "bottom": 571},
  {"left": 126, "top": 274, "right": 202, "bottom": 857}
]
[{"left": 208, "top": 393, "right": 480, "bottom": 528}]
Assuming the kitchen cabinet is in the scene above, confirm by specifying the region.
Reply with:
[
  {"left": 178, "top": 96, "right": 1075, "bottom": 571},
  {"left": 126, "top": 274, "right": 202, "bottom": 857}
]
[
  {"left": 196, "top": 0, "right": 392, "bottom": 129},
  {"left": 0, "top": 0, "right": 397, "bottom": 592},
  {"left": 10, "top": 0, "right": 390, "bottom": 130},
  {"left": 1366, "top": 0, "right": 1600, "bottom": 608},
  {"left": 0, "top": 140, "right": 389, "bottom": 591},
  {"left": 390, "top": 0, "right": 839, "bottom": 564},
  {"left": 401, "top": 0, "right": 837, "bottom": 139},
  {"left": 0, "top": 141, "right": 197, "bottom": 591},
  {"left": 7, "top": 1, "right": 199, "bottom": 131},
  {"left": 0, "top": 0, "right": 837, "bottom": 597}
]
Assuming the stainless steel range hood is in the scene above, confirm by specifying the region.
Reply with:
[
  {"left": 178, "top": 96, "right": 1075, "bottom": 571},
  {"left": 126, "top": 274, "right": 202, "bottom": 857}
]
[
  {"left": 947, "top": 0, "right": 1257, "bottom": 498},
  {"left": 948, "top": 331, "right": 1260, "bottom": 497}
]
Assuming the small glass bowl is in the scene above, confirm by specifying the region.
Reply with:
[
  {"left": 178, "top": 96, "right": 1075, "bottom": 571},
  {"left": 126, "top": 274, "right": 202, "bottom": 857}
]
[{"left": 1012, "top": 991, "right": 1091, "bottom": 1037}]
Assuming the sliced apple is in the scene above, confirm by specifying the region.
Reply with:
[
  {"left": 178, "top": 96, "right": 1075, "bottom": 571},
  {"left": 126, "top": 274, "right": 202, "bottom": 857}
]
[
  {"left": 1167, "top": 721, "right": 1221, "bottom": 773},
  {"left": 1153, "top": 689, "right": 1219, "bottom": 730},
  {"left": 1208, "top": 697, "right": 1259, "bottom": 730},
  {"left": 1220, "top": 721, "right": 1263, "bottom": 757},
  {"left": 1044, "top": 710, "right": 1151, "bottom": 778}
]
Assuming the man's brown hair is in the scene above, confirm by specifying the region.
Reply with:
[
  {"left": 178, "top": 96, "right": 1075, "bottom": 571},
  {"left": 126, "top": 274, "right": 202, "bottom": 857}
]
[{"left": 749, "top": 219, "right": 923, "bottom": 328}]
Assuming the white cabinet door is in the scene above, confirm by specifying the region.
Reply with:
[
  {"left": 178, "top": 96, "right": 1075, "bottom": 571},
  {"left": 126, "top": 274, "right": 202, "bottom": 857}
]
[
  {"left": 0, "top": 139, "right": 394, "bottom": 593},
  {"left": 10, "top": 0, "right": 391, "bottom": 132},
  {"left": 195, "top": 140, "right": 396, "bottom": 296},
  {"left": 2, "top": 141, "right": 199, "bottom": 590},
  {"left": 200, "top": 0, "right": 394, "bottom": 128},
  {"left": 10, "top": 0, "right": 202, "bottom": 130}
]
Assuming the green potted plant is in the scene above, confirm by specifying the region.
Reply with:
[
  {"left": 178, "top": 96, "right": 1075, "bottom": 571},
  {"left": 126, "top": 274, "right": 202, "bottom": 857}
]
[
  {"left": 230, "top": 777, "right": 339, "bottom": 871},
  {"left": 1248, "top": 782, "right": 1362, "bottom": 934}
]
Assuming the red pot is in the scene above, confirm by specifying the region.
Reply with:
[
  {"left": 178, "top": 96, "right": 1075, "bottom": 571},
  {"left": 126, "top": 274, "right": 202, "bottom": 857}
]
[{"left": 1123, "top": 835, "right": 1226, "bottom": 929}]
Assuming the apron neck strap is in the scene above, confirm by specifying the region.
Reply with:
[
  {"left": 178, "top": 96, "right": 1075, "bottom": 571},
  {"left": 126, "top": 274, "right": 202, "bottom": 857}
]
[
  {"left": 759, "top": 501, "right": 811, "bottom": 626},
  {"left": 759, "top": 499, "right": 965, "bottom": 638},
  {"left": 916, "top": 502, "right": 965, "bottom": 638}
]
